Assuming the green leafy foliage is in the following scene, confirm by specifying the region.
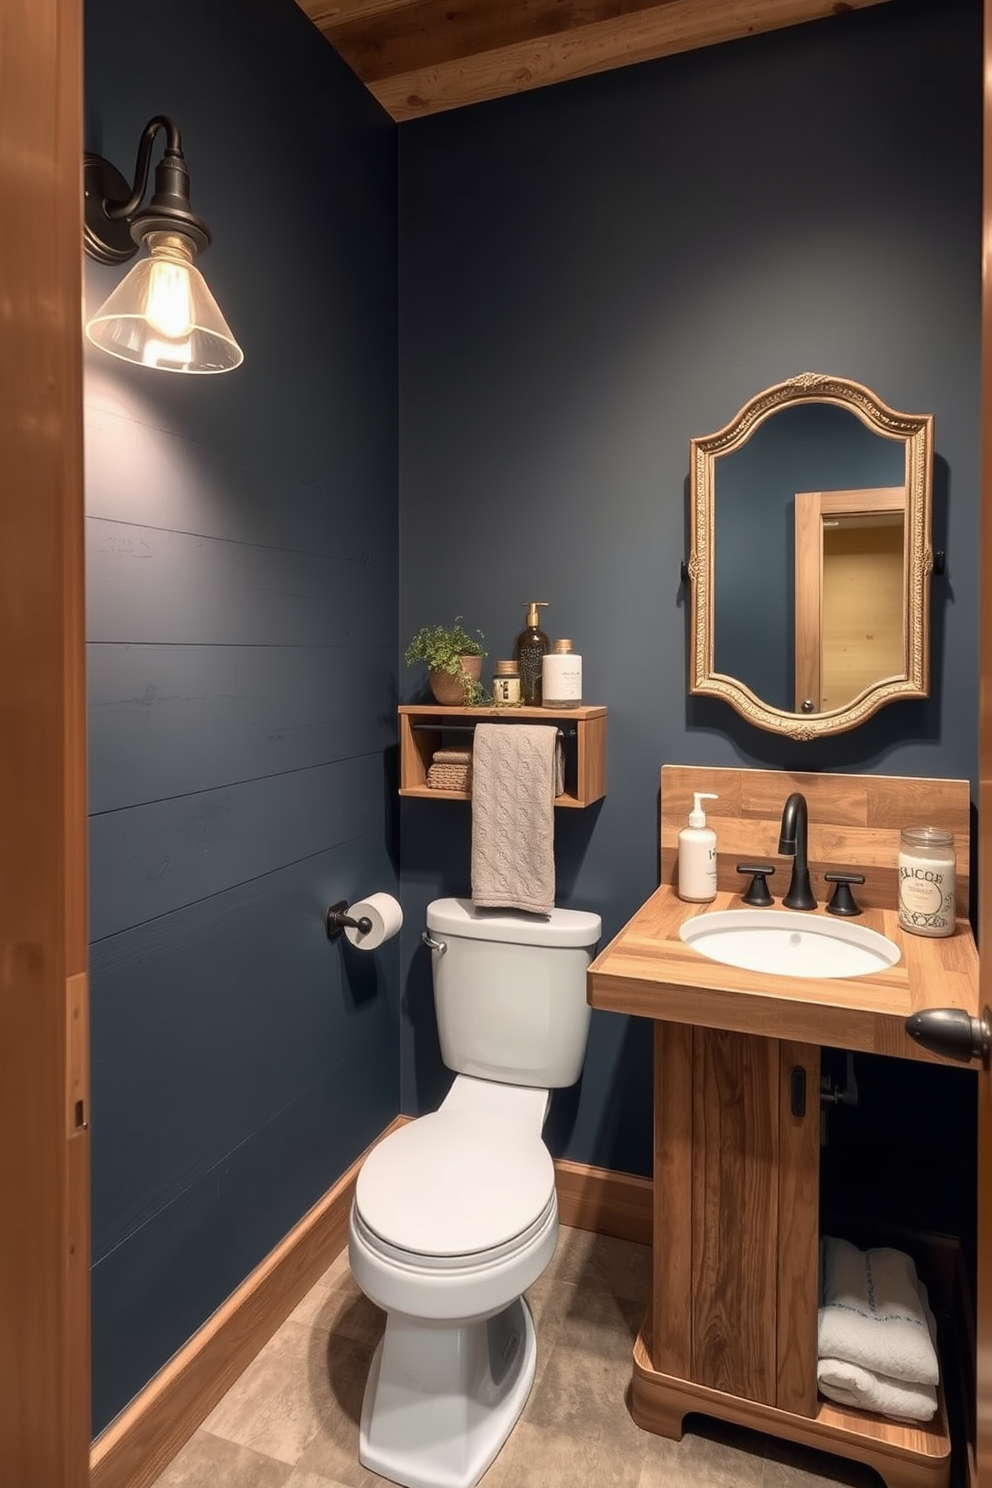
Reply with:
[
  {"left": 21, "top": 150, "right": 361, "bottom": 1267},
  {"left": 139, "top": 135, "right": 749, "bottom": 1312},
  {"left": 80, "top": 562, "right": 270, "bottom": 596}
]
[{"left": 404, "top": 618, "right": 486, "bottom": 675}]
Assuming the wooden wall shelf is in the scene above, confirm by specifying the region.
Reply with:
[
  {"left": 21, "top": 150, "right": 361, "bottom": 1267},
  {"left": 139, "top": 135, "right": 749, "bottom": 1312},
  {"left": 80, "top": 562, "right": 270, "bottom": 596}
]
[{"left": 397, "top": 704, "right": 607, "bottom": 808}]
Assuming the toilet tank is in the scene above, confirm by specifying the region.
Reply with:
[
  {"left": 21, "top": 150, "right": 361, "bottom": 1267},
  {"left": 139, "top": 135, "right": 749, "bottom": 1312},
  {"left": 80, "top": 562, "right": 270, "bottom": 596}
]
[{"left": 426, "top": 897, "right": 602, "bottom": 1088}]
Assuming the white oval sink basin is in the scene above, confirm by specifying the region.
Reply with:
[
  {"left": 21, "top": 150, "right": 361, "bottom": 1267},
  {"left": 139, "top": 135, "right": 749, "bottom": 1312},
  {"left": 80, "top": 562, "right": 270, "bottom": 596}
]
[{"left": 679, "top": 909, "right": 900, "bottom": 980}]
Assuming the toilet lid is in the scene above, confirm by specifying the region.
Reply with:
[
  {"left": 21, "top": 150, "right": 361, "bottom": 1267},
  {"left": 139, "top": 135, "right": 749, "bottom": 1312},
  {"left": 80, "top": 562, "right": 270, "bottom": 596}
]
[{"left": 356, "top": 1112, "right": 555, "bottom": 1257}]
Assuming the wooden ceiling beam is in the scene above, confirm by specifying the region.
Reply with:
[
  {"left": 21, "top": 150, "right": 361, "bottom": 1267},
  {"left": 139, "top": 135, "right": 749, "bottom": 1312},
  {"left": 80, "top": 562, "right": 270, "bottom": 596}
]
[
  {"left": 329, "top": 0, "right": 680, "bottom": 83},
  {"left": 297, "top": 0, "right": 423, "bottom": 28},
  {"left": 298, "top": 0, "right": 895, "bottom": 122}
]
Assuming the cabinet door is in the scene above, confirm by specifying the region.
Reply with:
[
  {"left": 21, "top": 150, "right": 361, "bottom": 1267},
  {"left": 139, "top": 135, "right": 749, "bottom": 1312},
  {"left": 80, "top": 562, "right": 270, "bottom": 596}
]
[
  {"left": 653, "top": 1025, "right": 820, "bottom": 1415},
  {"left": 776, "top": 1040, "right": 821, "bottom": 1415}
]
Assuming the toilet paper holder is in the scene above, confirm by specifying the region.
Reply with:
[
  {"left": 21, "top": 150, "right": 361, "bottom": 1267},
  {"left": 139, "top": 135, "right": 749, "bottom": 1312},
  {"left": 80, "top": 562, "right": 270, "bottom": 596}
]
[{"left": 325, "top": 900, "right": 373, "bottom": 942}]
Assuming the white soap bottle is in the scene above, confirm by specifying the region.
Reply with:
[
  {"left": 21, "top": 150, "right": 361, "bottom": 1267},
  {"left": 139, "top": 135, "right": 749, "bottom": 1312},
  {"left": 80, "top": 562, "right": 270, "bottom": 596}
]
[
  {"left": 542, "top": 639, "right": 582, "bottom": 708},
  {"left": 678, "top": 793, "right": 719, "bottom": 903}
]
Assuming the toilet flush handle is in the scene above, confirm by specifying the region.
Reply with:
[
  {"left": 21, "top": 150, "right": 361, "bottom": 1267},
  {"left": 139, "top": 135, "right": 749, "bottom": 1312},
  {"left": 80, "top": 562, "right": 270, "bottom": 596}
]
[{"left": 421, "top": 930, "right": 447, "bottom": 955}]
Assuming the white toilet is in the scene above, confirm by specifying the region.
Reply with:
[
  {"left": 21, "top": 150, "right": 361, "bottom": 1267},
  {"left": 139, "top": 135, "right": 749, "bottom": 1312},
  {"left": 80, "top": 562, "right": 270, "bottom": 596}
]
[{"left": 348, "top": 895, "right": 602, "bottom": 1488}]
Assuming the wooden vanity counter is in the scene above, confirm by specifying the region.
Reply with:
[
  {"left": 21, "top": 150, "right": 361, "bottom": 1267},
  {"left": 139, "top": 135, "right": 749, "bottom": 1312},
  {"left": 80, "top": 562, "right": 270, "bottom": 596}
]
[
  {"left": 590, "top": 763, "right": 978, "bottom": 1062},
  {"left": 587, "top": 884, "right": 978, "bottom": 1063},
  {"left": 587, "top": 767, "right": 978, "bottom": 1488}
]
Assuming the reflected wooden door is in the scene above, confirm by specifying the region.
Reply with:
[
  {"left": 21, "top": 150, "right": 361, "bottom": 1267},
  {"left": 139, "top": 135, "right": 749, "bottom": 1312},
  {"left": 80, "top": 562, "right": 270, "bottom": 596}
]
[
  {"left": 793, "top": 486, "right": 907, "bottom": 712},
  {"left": 0, "top": 0, "right": 91, "bottom": 1483}
]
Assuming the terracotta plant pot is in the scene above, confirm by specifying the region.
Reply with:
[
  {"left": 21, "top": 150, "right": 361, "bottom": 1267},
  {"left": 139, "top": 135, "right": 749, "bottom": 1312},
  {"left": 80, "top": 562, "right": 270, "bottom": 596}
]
[{"left": 428, "top": 654, "right": 483, "bottom": 705}]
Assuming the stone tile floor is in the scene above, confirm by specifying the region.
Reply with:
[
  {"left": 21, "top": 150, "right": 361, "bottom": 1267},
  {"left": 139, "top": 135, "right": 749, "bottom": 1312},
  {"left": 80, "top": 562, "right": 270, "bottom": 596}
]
[{"left": 150, "top": 1227, "right": 886, "bottom": 1488}]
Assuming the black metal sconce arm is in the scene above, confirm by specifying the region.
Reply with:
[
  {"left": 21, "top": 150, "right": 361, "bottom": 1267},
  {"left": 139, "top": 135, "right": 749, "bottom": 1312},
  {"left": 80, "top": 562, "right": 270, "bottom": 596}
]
[{"left": 84, "top": 114, "right": 210, "bottom": 267}]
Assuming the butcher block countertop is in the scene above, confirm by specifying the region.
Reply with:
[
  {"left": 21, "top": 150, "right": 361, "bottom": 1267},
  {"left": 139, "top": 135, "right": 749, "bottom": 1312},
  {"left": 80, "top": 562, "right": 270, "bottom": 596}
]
[{"left": 587, "top": 883, "right": 978, "bottom": 1064}]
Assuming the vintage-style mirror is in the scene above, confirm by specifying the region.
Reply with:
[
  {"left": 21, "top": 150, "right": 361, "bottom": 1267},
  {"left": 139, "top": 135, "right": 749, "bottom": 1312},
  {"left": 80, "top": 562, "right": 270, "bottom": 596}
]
[{"left": 687, "top": 373, "right": 934, "bottom": 739}]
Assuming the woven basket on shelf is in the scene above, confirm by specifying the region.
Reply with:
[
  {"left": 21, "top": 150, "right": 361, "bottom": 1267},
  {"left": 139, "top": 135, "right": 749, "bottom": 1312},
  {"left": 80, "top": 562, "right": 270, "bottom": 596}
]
[{"left": 428, "top": 767, "right": 471, "bottom": 791}]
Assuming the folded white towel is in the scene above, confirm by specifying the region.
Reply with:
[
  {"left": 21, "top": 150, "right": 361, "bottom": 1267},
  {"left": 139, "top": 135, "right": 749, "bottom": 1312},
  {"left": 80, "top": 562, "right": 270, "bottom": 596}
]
[
  {"left": 817, "top": 1357, "right": 937, "bottom": 1423},
  {"left": 818, "top": 1236, "right": 939, "bottom": 1386}
]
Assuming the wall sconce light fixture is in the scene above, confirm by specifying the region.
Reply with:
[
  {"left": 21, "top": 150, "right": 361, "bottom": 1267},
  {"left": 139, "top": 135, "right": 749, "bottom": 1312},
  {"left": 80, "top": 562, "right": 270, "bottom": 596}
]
[{"left": 83, "top": 115, "right": 244, "bottom": 375}]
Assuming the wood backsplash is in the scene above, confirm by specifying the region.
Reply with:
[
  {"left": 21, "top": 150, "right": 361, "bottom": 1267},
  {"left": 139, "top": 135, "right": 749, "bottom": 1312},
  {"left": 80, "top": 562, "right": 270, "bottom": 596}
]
[{"left": 659, "top": 766, "right": 971, "bottom": 917}]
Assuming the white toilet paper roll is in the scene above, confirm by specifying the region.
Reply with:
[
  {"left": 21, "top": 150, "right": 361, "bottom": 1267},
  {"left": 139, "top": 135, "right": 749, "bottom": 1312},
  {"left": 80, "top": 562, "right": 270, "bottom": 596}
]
[{"left": 345, "top": 892, "right": 404, "bottom": 950}]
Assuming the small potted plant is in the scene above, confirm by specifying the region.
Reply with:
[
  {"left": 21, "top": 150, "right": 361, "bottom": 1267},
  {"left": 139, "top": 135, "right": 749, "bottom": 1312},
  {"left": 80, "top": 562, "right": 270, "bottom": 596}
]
[{"left": 405, "top": 618, "right": 486, "bottom": 705}]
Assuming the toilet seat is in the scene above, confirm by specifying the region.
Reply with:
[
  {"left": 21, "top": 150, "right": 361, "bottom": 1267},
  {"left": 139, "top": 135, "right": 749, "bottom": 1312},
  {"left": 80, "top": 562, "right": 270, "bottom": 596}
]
[
  {"left": 352, "top": 1195, "right": 557, "bottom": 1273},
  {"left": 355, "top": 1110, "right": 555, "bottom": 1260}
]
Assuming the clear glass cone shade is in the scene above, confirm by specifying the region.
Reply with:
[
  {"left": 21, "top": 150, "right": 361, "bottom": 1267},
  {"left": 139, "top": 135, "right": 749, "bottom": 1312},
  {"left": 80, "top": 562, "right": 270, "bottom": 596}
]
[{"left": 86, "top": 247, "right": 244, "bottom": 374}]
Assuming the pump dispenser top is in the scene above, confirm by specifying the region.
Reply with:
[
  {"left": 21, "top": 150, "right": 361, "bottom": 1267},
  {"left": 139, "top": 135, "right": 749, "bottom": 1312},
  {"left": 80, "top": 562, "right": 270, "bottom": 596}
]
[
  {"left": 515, "top": 602, "right": 551, "bottom": 705},
  {"left": 678, "top": 793, "right": 719, "bottom": 903},
  {"left": 688, "top": 792, "right": 717, "bottom": 828}
]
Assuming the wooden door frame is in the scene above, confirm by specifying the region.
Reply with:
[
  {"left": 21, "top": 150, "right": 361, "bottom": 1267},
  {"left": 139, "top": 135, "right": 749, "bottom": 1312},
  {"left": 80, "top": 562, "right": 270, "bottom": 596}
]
[
  {"left": 0, "top": 0, "right": 91, "bottom": 1483},
  {"left": 0, "top": 5, "right": 989, "bottom": 1488},
  {"left": 978, "top": 4, "right": 992, "bottom": 1485}
]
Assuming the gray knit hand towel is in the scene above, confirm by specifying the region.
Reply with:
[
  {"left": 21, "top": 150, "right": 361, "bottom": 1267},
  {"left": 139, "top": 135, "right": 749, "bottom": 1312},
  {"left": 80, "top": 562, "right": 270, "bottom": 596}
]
[{"left": 471, "top": 723, "right": 558, "bottom": 915}]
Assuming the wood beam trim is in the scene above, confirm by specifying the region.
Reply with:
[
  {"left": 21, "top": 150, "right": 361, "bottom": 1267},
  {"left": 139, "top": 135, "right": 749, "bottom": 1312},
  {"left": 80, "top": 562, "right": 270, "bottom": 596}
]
[
  {"left": 358, "top": 0, "right": 895, "bottom": 120},
  {"left": 554, "top": 1156, "right": 653, "bottom": 1245},
  {"left": 328, "top": 0, "right": 688, "bottom": 83},
  {"left": 0, "top": 0, "right": 89, "bottom": 1479},
  {"left": 298, "top": 0, "right": 424, "bottom": 28},
  {"left": 975, "top": 0, "right": 992, "bottom": 1476}
]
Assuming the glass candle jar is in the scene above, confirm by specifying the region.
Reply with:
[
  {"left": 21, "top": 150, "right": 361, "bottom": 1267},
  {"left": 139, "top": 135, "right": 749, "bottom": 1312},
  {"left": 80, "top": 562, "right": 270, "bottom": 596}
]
[
  {"left": 897, "top": 826, "right": 956, "bottom": 938},
  {"left": 492, "top": 659, "right": 521, "bottom": 705}
]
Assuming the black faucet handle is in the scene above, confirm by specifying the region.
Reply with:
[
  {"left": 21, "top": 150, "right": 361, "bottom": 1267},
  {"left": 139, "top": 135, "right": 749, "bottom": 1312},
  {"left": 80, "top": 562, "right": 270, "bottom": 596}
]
[
  {"left": 824, "top": 872, "right": 866, "bottom": 917},
  {"left": 736, "top": 862, "right": 776, "bottom": 908}
]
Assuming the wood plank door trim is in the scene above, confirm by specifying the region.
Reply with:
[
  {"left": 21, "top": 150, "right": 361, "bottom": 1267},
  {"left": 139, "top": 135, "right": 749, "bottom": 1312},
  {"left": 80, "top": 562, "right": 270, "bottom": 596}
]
[
  {"left": 0, "top": 0, "right": 90, "bottom": 1482},
  {"left": 975, "top": 4, "right": 992, "bottom": 1484}
]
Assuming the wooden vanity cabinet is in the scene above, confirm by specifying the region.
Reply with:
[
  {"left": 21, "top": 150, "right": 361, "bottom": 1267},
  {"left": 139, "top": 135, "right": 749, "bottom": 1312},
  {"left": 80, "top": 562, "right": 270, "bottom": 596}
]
[
  {"left": 588, "top": 766, "right": 978, "bottom": 1488},
  {"left": 631, "top": 1017, "right": 954, "bottom": 1488},
  {"left": 652, "top": 1024, "right": 820, "bottom": 1417}
]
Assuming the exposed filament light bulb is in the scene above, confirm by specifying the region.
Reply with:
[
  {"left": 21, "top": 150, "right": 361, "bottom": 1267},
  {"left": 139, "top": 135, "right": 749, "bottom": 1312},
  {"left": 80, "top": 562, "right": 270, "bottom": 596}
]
[
  {"left": 143, "top": 235, "right": 195, "bottom": 339},
  {"left": 85, "top": 230, "right": 243, "bottom": 374},
  {"left": 83, "top": 116, "right": 244, "bottom": 374}
]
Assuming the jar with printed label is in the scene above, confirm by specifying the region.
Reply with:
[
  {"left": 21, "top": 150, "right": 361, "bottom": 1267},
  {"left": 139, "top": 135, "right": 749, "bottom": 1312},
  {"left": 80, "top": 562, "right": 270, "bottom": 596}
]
[
  {"left": 897, "top": 826, "right": 956, "bottom": 938},
  {"left": 492, "top": 660, "right": 521, "bottom": 705}
]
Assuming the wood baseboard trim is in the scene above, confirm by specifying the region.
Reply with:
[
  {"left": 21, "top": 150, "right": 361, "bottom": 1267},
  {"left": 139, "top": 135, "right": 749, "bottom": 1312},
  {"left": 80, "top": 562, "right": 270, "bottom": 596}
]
[
  {"left": 89, "top": 1118, "right": 651, "bottom": 1488},
  {"left": 554, "top": 1157, "right": 652, "bottom": 1246},
  {"left": 88, "top": 1117, "right": 408, "bottom": 1488}
]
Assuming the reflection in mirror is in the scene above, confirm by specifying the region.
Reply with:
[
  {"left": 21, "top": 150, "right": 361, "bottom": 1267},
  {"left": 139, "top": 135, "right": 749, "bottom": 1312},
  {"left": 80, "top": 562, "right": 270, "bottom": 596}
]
[
  {"left": 688, "top": 374, "right": 933, "bottom": 740},
  {"left": 794, "top": 487, "right": 905, "bottom": 713}
]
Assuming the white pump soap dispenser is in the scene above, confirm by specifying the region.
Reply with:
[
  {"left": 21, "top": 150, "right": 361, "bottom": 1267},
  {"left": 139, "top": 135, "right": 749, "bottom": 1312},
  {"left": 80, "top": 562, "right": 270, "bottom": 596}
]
[{"left": 678, "top": 793, "right": 719, "bottom": 903}]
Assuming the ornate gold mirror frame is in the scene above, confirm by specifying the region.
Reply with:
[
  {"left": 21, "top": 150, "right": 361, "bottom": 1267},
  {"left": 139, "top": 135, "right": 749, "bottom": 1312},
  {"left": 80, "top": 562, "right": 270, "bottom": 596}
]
[{"left": 687, "top": 373, "right": 934, "bottom": 740}]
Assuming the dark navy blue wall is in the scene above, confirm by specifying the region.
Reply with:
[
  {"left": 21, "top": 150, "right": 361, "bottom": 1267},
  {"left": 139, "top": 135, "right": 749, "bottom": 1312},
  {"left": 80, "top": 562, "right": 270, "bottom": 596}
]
[
  {"left": 397, "top": 0, "right": 981, "bottom": 1186},
  {"left": 83, "top": 0, "right": 981, "bottom": 1436},
  {"left": 84, "top": 0, "right": 398, "bottom": 1434}
]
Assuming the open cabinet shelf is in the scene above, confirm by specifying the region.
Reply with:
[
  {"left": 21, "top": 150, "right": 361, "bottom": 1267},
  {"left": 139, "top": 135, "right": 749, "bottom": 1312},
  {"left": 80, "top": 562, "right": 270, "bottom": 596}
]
[
  {"left": 631, "top": 1323, "right": 951, "bottom": 1488},
  {"left": 398, "top": 704, "right": 607, "bottom": 808}
]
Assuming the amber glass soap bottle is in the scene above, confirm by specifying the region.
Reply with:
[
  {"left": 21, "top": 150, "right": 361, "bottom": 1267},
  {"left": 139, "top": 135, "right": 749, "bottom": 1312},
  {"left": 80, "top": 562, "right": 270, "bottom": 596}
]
[{"left": 514, "top": 602, "right": 550, "bottom": 705}]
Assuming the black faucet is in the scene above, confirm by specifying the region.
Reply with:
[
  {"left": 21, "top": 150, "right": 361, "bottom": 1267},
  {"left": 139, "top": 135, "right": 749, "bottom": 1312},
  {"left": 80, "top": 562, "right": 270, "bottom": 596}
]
[{"left": 779, "top": 792, "right": 817, "bottom": 910}]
